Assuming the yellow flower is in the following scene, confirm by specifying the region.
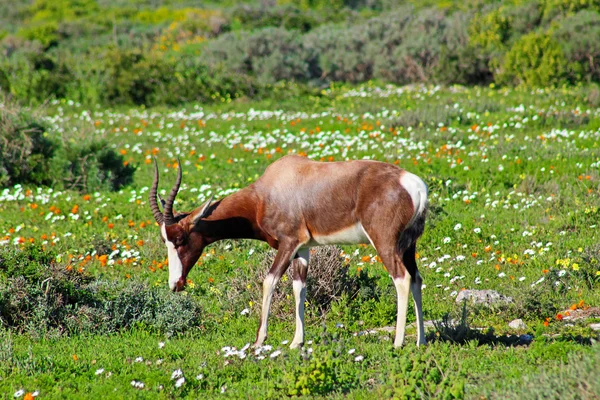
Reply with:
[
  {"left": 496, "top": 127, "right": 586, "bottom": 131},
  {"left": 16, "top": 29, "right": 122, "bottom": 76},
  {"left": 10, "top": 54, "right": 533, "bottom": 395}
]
[
  {"left": 572, "top": 263, "right": 580, "bottom": 271},
  {"left": 595, "top": 271, "right": 600, "bottom": 276}
]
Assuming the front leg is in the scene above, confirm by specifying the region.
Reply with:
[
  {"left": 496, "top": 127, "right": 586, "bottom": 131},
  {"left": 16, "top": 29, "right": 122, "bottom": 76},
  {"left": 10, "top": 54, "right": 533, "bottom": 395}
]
[
  {"left": 254, "top": 241, "right": 299, "bottom": 348},
  {"left": 290, "top": 248, "right": 309, "bottom": 349}
]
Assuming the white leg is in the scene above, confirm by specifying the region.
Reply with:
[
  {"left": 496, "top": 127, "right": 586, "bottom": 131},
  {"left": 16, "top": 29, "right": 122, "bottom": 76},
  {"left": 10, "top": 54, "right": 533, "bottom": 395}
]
[
  {"left": 255, "top": 273, "right": 279, "bottom": 347},
  {"left": 290, "top": 249, "right": 309, "bottom": 349},
  {"left": 410, "top": 270, "right": 426, "bottom": 346},
  {"left": 393, "top": 274, "right": 411, "bottom": 348},
  {"left": 291, "top": 280, "right": 306, "bottom": 349}
]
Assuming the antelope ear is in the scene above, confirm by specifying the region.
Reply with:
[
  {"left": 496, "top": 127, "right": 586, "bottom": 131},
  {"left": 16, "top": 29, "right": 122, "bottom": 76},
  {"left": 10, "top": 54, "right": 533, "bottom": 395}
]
[{"left": 191, "top": 195, "right": 214, "bottom": 225}]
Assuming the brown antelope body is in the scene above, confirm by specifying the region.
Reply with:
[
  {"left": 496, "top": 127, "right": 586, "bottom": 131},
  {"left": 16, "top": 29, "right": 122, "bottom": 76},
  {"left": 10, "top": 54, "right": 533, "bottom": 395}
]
[{"left": 150, "top": 155, "right": 428, "bottom": 348}]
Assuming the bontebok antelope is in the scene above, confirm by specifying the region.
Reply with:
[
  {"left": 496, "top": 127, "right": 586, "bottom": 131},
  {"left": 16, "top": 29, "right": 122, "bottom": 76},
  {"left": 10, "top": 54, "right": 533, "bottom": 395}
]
[{"left": 150, "top": 155, "right": 428, "bottom": 348}]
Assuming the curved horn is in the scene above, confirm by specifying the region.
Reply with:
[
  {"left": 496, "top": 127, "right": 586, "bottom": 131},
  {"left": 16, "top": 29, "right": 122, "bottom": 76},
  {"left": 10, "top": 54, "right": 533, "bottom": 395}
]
[
  {"left": 163, "top": 157, "right": 182, "bottom": 226},
  {"left": 149, "top": 158, "right": 164, "bottom": 225}
]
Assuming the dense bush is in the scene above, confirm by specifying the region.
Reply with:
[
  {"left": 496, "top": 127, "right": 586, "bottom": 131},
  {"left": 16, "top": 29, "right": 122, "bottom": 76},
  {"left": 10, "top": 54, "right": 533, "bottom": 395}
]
[
  {"left": 498, "top": 32, "right": 570, "bottom": 87},
  {"left": 0, "top": 246, "right": 207, "bottom": 337},
  {"left": 0, "top": 99, "right": 57, "bottom": 187},
  {"left": 205, "top": 27, "right": 310, "bottom": 84},
  {"left": 60, "top": 141, "right": 136, "bottom": 192},
  {"left": 5, "top": 0, "right": 600, "bottom": 106},
  {"left": 0, "top": 97, "right": 136, "bottom": 191}
]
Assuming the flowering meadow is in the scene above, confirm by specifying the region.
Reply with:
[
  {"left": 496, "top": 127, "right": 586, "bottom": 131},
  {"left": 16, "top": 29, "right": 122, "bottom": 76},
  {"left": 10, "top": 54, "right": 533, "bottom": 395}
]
[{"left": 1, "top": 84, "right": 600, "bottom": 398}]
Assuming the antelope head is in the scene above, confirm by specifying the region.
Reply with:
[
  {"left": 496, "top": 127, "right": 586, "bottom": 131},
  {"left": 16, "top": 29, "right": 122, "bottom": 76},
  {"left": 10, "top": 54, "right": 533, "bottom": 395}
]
[{"left": 149, "top": 159, "right": 213, "bottom": 292}]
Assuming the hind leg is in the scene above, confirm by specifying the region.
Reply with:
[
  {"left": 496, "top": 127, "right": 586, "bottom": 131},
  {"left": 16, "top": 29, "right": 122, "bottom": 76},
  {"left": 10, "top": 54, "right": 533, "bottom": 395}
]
[
  {"left": 404, "top": 244, "right": 426, "bottom": 346},
  {"left": 290, "top": 248, "right": 309, "bottom": 349},
  {"left": 365, "top": 234, "right": 411, "bottom": 348}
]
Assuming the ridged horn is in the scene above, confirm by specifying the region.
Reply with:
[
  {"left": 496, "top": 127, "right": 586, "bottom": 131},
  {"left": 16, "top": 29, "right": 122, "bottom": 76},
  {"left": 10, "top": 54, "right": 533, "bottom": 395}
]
[
  {"left": 149, "top": 158, "right": 164, "bottom": 225},
  {"left": 163, "top": 157, "right": 182, "bottom": 226}
]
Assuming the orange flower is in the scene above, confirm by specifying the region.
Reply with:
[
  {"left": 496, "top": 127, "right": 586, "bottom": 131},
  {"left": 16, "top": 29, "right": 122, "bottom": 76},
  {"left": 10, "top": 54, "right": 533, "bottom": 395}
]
[
  {"left": 543, "top": 320, "right": 549, "bottom": 327},
  {"left": 136, "top": 240, "right": 144, "bottom": 246},
  {"left": 570, "top": 303, "right": 577, "bottom": 310},
  {"left": 83, "top": 194, "right": 91, "bottom": 201},
  {"left": 24, "top": 393, "right": 35, "bottom": 400},
  {"left": 556, "top": 313, "right": 563, "bottom": 321},
  {"left": 361, "top": 256, "right": 371, "bottom": 262},
  {"left": 108, "top": 223, "right": 114, "bottom": 229},
  {"left": 72, "top": 354, "right": 78, "bottom": 361},
  {"left": 71, "top": 205, "right": 79, "bottom": 214}
]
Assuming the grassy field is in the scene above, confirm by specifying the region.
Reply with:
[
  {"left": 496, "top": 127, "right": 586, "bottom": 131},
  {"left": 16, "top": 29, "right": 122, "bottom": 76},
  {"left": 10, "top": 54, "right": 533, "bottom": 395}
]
[{"left": 1, "top": 84, "right": 600, "bottom": 398}]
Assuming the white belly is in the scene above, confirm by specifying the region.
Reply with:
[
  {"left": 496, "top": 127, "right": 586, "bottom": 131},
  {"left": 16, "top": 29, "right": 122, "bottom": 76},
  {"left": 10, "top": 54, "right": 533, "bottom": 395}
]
[{"left": 307, "top": 223, "right": 372, "bottom": 247}]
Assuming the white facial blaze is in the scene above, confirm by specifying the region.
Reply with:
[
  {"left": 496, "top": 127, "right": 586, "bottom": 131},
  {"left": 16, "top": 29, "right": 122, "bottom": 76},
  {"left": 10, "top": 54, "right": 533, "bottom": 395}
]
[{"left": 161, "top": 224, "right": 183, "bottom": 291}]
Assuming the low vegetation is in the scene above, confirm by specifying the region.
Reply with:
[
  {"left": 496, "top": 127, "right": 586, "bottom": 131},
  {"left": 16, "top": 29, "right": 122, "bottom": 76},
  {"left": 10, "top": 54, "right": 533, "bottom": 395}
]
[{"left": 1, "top": 83, "right": 599, "bottom": 398}]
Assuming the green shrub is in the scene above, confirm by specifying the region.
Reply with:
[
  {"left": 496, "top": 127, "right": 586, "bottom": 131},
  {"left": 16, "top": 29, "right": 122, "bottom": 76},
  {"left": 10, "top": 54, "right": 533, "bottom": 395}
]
[
  {"left": 59, "top": 141, "right": 136, "bottom": 192},
  {"left": 205, "top": 27, "right": 310, "bottom": 83},
  {"left": 374, "top": 8, "right": 448, "bottom": 84},
  {"left": 0, "top": 98, "right": 57, "bottom": 187},
  {"left": 17, "top": 21, "right": 60, "bottom": 49},
  {"left": 541, "top": 0, "right": 600, "bottom": 21},
  {"left": 229, "top": 4, "right": 320, "bottom": 32},
  {"left": 99, "top": 48, "right": 172, "bottom": 106},
  {"left": 282, "top": 347, "right": 358, "bottom": 396},
  {"left": 498, "top": 32, "right": 570, "bottom": 87},
  {"left": 553, "top": 10, "right": 600, "bottom": 82},
  {"left": 0, "top": 245, "right": 206, "bottom": 337},
  {"left": 378, "top": 343, "right": 466, "bottom": 399}
]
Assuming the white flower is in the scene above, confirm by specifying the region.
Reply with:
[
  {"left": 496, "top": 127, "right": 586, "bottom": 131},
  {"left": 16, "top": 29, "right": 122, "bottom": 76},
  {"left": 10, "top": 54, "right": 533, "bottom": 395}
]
[
  {"left": 196, "top": 374, "right": 204, "bottom": 380},
  {"left": 158, "top": 342, "right": 165, "bottom": 348},
  {"left": 95, "top": 368, "right": 105, "bottom": 375},
  {"left": 519, "top": 276, "right": 526, "bottom": 282},
  {"left": 498, "top": 272, "right": 506, "bottom": 278},
  {"left": 336, "top": 323, "right": 344, "bottom": 328},
  {"left": 221, "top": 385, "right": 227, "bottom": 393},
  {"left": 270, "top": 350, "right": 282, "bottom": 358},
  {"left": 558, "top": 270, "right": 566, "bottom": 277},
  {"left": 348, "top": 348, "right": 356, "bottom": 354},
  {"left": 443, "top": 237, "right": 451, "bottom": 244},
  {"left": 454, "top": 223, "right": 462, "bottom": 231},
  {"left": 354, "top": 355, "right": 364, "bottom": 362},
  {"left": 175, "top": 377, "right": 185, "bottom": 388},
  {"left": 13, "top": 389, "right": 25, "bottom": 398},
  {"left": 473, "top": 228, "right": 481, "bottom": 234},
  {"left": 134, "top": 356, "right": 143, "bottom": 363},
  {"left": 240, "top": 308, "right": 250, "bottom": 315},
  {"left": 281, "top": 340, "right": 289, "bottom": 345},
  {"left": 171, "top": 369, "right": 183, "bottom": 380}
]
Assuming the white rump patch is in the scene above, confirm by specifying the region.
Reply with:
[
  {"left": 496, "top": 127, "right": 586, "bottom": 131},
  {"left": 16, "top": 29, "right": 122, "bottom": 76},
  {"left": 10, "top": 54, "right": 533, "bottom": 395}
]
[
  {"left": 309, "top": 223, "right": 371, "bottom": 246},
  {"left": 400, "top": 172, "right": 428, "bottom": 226},
  {"left": 161, "top": 224, "right": 183, "bottom": 291}
]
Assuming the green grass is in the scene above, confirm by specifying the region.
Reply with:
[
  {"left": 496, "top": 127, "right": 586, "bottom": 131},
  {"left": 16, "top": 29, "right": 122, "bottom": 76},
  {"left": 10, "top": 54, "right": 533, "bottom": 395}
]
[{"left": 1, "top": 83, "right": 599, "bottom": 398}]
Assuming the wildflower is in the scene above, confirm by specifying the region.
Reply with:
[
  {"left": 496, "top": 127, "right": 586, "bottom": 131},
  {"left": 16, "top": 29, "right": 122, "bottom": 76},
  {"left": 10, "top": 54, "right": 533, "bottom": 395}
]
[
  {"left": 240, "top": 308, "right": 250, "bottom": 315},
  {"left": 270, "top": 350, "right": 282, "bottom": 358},
  {"left": 454, "top": 223, "right": 462, "bottom": 231},
  {"left": 171, "top": 369, "right": 183, "bottom": 380},
  {"left": 175, "top": 377, "right": 185, "bottom": 388},
  {"left": 348, "top": 349, "right": 356, "bottom": 354},
  {"left": 95, "top": 368, "right": 104, "bottom": 375},
  {"left": 572, "top": 263, "right": 580, "bottom": 271},
  {"left": 196, "top": 374, "right": 204, "bottom": 380},
  {"left": 354, "top": 355, "right": 364, "bottom": 362},
  {"left": 556, "top": 314, "right": 563, "bottom": 321},
  {"left": 158, "top": 342, "right": 165, "bottom": 348},
  {"left": 14, "top": 389, "right": 25, "bottom": 398}
]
